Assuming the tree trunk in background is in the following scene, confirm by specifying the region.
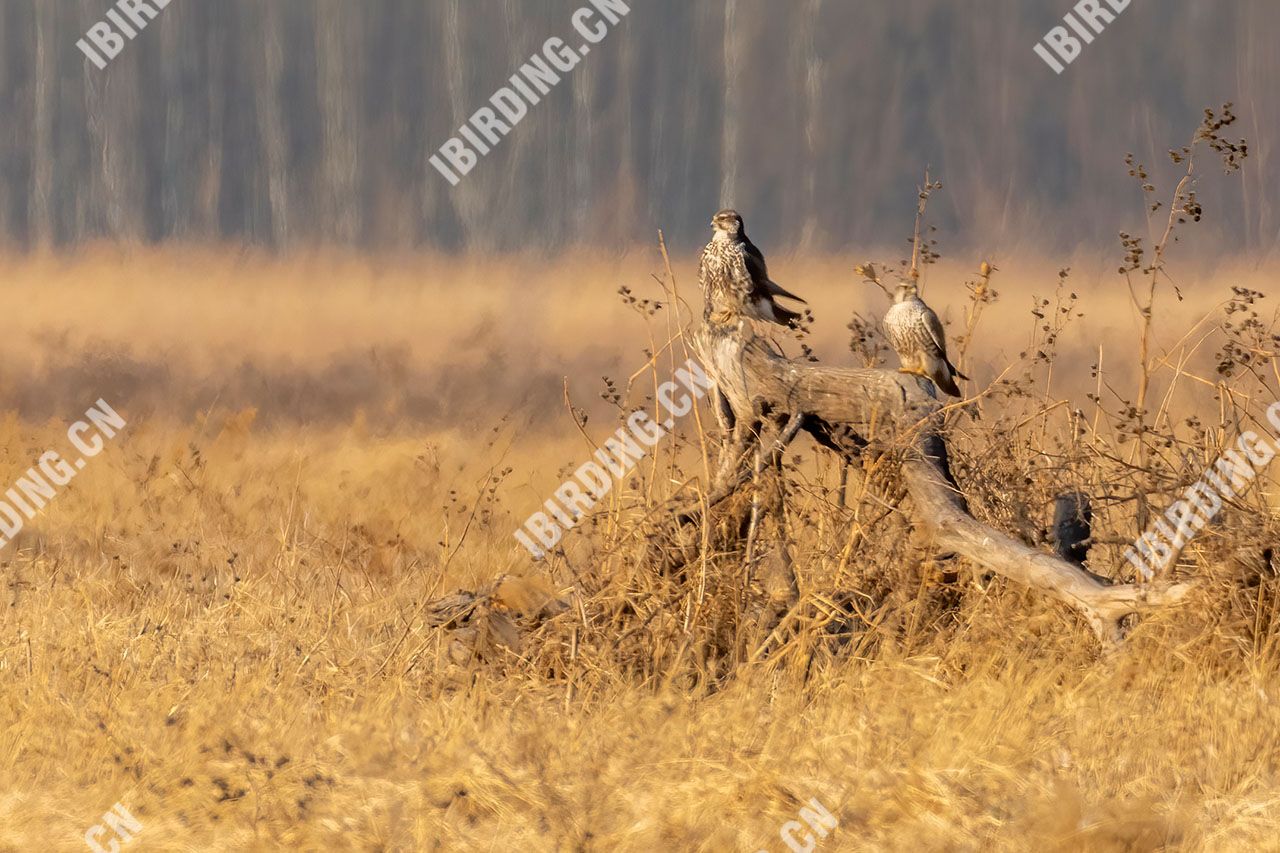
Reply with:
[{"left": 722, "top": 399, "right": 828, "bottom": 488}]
[
  {"left": 797, "top": 0, "right": 825, "bottom": 248},
  {"left": 497, "top": 0, "right": 535, "bottom": 249},
  {"left": 315, "top": 0, "right": 361, "bottom": 245},
  {"left": 719, "top": 0, "right": 742, "bottom": 208},
  {"left": 78, "top": 0, "right": 107, "bottom": 240},
  {"left": 0, "top": 0, "right": 1276, "bottom": 253},
  {"left": 418, "top": 4, "right": 456, "bottom": 248},
  {"left": 1236, "top": 1, "right": 1276, "bottom": 256},
  {"left": 571, "top": 34, "right": 596, "bottom": 241},
  {"left": 31, "top": 0, "right": 56, "bottom": 247},
  {"left": 438, "top": 0, "right": 490, "bottom": 250},
  {"left": 85, "top": 33, "right": 143, "bottom": 240},
  {"left": 159, "top": 3, "right": 197, "bottom": 240},
  {"left": 193, "top": 3, "right": 225, "bottom": 238},
  {"left": 675, "top": 3, "right": 714, "bottom": 239},
  {"left": 257, "top": 0, "right": 291, "bottom": 248},
  {"left": 363, "top": 0, "right": 417, "bottom": 248},
  {"left": 0, "top": 6, "right": 12, "bottom": 242},
  {"left": 612, "top": 24, "right": 639, "bottom": 244}
]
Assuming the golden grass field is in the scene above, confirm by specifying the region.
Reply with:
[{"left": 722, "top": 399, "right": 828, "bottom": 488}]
[{"left": 3, "top": 246, "right": 1280, "bottom": 851}]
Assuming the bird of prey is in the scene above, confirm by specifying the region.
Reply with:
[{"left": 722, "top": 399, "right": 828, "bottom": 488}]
[
  {"left": 883, "top": 281, "right": 968, "bottom": 397},
  {"left": 699, "top": 209, "right": 807, "bottom": 328}
]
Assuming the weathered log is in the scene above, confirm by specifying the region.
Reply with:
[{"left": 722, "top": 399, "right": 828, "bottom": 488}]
[{"left": 689, "top": 321, "right": 1192, "bottom": 644}]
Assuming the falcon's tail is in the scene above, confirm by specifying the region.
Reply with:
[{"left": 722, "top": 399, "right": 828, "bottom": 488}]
[
  {"left": 935, "top": 370, "right": 963, "bottom": 398},
  {"left": 937, "top": 358, "right": 967, "bottom": 397},
  {"left": 766, "top": 279, "right": 808, "bottom": 304},
  {"left": 758, "top": 297, "right": 804, "bottom": 329}
]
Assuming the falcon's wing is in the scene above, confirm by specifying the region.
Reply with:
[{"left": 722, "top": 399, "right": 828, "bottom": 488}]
[
  {"left": 922, "top": 305, "right": 950, "bottom": 359},
  {"left": 742, "top": 237, "right": 768, "bottom": 280},
  {"left": 765, "top": 278, "right": 807, "bottom": 304},
  {"left": 740, "top": 238, "right": 774, "bottom": 300},
  {"left": 743, "top": 238, "right": 806, "bottom": 304},
  {"left": 728, "top": 245, "right": 756, "bottom": 302}
]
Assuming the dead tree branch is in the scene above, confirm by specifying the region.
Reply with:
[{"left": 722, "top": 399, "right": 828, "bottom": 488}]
[{"left": 686, "top": 320, "right": 1193, "bottom": 645}]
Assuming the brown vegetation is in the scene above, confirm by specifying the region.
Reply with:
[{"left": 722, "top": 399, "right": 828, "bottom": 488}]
[{"left": 3, "top": 229, "right": 1280, "bottom": 848}]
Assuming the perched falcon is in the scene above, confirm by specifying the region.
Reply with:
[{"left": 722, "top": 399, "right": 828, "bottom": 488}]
[
  {"left": 699, "top": 209, "right": 807, "bottom": 327},
  {"left": 883, "top": 282, "right": 968, "bottom": 397}
]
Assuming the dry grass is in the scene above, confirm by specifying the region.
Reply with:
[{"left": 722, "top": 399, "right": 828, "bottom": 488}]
[{"left": 3, "top": 247, "right": 1280, "bottom": 851}]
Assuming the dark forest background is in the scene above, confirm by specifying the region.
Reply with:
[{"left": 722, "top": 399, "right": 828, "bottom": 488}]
[{"left": 3, "top": 0, "right": 1278, "bottom": 254}]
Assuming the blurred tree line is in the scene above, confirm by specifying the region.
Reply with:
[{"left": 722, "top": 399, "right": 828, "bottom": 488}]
[{"left": 3, "top": 0, "right": 1277, "bottom": 254}]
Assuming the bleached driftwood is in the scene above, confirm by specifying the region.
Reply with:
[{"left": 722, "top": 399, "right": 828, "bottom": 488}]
[{"left": 687, "top": 320, "right": 1192, "bottom": 644}]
